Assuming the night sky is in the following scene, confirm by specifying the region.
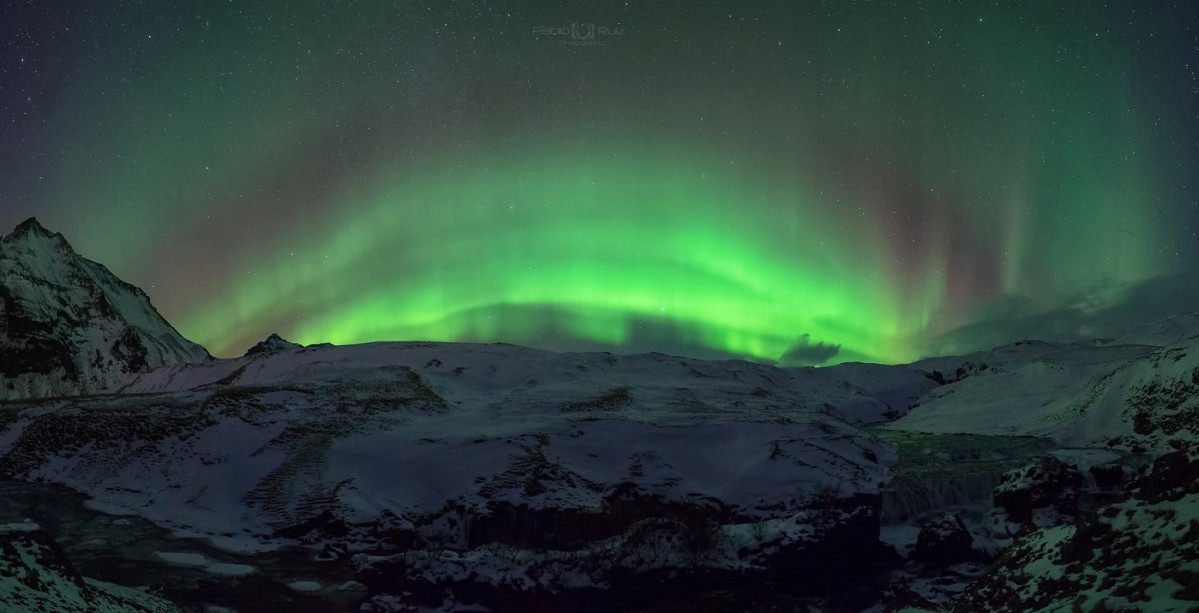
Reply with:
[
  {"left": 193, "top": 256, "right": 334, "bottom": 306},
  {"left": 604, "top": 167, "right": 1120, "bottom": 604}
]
[{"left": 2, "top": 1, "right": 1197, "bottom": 364}]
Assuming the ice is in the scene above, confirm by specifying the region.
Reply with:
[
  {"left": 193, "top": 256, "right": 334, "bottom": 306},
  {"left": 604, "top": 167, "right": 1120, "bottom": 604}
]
[{"left": 153, "top": 551, "right": 208, "bottom": 566}]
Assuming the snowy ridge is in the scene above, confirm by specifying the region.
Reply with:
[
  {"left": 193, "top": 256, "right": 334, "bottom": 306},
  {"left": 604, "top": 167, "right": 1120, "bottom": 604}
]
[
  {"left": 888, "top": 337, "right": 1199, "bottom": 452},
  {"left": 889, "top": 342, "right": 1154, "bottom": 442},
  {"left": 4, "top": 340, "right": 933, "bottom": 544},
  {"left": 122, "top": 340, "right": 937, "bottom": 425},
  {"left": 1, "top": 218, "right": 210, "bottom": 400},
  {"left": 0, "top": 337, "right": 933, "bottom": 610},
  {"left": 1116, "top": 311, "right": 1199, "bottom": 347}
]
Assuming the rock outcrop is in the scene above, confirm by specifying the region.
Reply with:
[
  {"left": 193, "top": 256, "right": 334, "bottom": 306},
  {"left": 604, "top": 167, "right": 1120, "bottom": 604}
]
[
  {"left": 992, "top": 455, "right": 1084, "bottom": 523},
  {"left": 912, "top": 513, "right": 975, "bottom": 564},
  {"left": 953, "top": 451, "right": 1199, "bottom": 612},
  {"left": 243, "top": 333, "right": 302, "bottom": 358},
  {"left": 1, "top": 218, "right": 210, "bottom": 399},
  {"left": 0, "top": 521, "right": 180, "bottom": 612}
]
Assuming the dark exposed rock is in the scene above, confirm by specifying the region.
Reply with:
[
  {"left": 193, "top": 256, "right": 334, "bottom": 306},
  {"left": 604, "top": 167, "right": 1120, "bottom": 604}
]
[
  {"left": 1128, "top": 450, "right": 1199, "bottom": 504},
  {"left": 356, "top": 491, "right": 895, "bottom": 612},
  {"left": 271, "top": 509, "right": 349, "bottom": 540},
  {"left": 466, "top": 500, "right": 616, "bottom": 550},
  {"left": 882, "top": 584, "right": 940, "bottom": 612},
  {"left": 912, "top": 513, "right": 975, "bottom": 564},
  {"left": 992, "top": 455, "right": 1083, "bottom": 522},
  {"left": 952, "top": 452, "right": 1199, "bottom": 612},
  {"left": 0, "top": 521, "right": 180, "bottom": 612},
  {"left": 1089, "top": 462, "right": 1127, "bottom": 489},
  {"left": 244, "top": 333, "right": 301, "bottom": 357},
  {"left": 110, "top": 326, "right": 149, "bottom": 373}
]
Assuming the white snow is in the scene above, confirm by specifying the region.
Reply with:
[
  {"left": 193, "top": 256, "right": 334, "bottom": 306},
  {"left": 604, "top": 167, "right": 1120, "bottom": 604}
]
[
  {"left": 0, "top": 339, "right": 925, "bottom": 552},
  {"left": 888, "top": 339, "right": 1199, "bottom": 451}
]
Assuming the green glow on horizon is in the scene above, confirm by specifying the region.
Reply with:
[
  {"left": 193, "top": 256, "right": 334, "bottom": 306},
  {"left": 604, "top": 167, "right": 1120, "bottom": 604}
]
[{"left": 179, "top": 140, "right": 920, "bottom": 364}]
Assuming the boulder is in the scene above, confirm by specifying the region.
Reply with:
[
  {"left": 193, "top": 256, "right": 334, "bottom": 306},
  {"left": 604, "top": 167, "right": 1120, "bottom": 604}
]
[
  {"left": 992, "top": 455, "right": 1083, "bottom": 522},
  {"left": 912, "top": 513, "right": 974, "bottom": 564}
]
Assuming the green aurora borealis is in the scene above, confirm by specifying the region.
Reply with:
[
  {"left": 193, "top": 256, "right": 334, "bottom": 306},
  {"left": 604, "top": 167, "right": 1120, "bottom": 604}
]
[{"left": 2, "top": 2, "right": 1196, "bottom": 364}]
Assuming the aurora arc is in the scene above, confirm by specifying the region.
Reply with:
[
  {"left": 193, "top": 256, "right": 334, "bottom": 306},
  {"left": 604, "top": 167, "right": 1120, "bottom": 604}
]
[
  {"left": 180, "top": 139, "right": 922, "bottom": 364},
  {"left": 3, "top": 2, "right": 1194, "bottom": 364}
]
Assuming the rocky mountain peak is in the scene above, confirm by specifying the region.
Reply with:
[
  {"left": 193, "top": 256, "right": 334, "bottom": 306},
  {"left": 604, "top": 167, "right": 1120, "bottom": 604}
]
[
  {"left": 244, "top": 333, "right": 302, "bottom": 357},
  {"left": 3, "top": 217, "right": 78, "bottom": 259},
  {"left": 1, "top": 218, "right": 211, "bottom": 399},
  {"left": 3, "top": 216, "right": 71, "bottom": 255},
  {"left": 8, "top": 216, "right": 56, "bottom": 239}
]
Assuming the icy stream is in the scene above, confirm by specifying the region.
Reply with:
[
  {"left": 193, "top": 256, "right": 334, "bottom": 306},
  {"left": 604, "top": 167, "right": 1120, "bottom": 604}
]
[{"left": 0, "top": 480, "right": 364, "bottom": 612}]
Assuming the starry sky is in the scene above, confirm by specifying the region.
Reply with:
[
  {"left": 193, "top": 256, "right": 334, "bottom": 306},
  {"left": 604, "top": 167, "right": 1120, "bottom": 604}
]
[{"left": 2, "top": 1, "right": 1197, "bottom": 364}]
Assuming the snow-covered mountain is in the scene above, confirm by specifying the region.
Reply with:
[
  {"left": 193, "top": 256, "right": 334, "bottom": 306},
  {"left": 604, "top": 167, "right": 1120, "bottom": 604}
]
[
  {"left": 0, "top": 337, "right": 943, "bottom": 610},
  {"left": 2, "top": 330, "right": 1193, "bottom": 612},
  {"left": 0, "top": 218, "right": 210, "bottom": 400},
  {"left": 4, "top": 328, "right": 1192, "bottom": 611},
  {"left": 890, "top": 338, "right": 1199, "bottom": 453},
  {"left": 2, "top": 220, "right": 1199, "bottom": 612},
  {"left": 1116, "top": 311, "right": 1199, "bottom": 346}
]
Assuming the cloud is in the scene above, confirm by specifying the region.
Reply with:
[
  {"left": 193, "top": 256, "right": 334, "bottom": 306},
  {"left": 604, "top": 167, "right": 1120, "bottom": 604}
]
[{"left": 777, "top": 334, "right": 842, "bottom": 366}]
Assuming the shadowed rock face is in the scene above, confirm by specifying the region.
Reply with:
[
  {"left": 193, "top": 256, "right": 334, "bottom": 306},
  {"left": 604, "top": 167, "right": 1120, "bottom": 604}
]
[
  {"left": 953, "top": 450, "right": 1199, "bottom": 613},
  {"left": 912, "top": 513, "right": 975, "bottom": 564},
  {"left": 0, "top": 218, "right": 210, "bottom": 399},
  {"left": 0, "top": 521, "right": 181, "bottom": 612},
  {"left": 992, "top": 455, "right": 1084, "bottom": 523},
  {"left": 244, "top": 333, "right": 302, "bottom": 357}
]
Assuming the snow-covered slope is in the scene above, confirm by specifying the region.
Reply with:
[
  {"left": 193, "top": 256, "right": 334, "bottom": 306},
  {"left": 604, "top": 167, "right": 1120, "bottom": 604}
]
[
  {"left": 4, "top": 340, "right": 933, "bottom": 543},
  {"left": 0, "top": 218, "right": 210, "bottom": 400},
  {"left": 0, "top": 338, "right": 940, "bottom": 609},
  {"left": 123, "top": 339, "right": 937, "bottom": 424},
  {"left": 888, "top": 342, "right": 1150, "bottom": 442},
  {"left": 1117, "top": 311, "right": 1199, "bottom": 347},
  {"left": 886, "top": 335, "right": 1199, "bottom": 454}
]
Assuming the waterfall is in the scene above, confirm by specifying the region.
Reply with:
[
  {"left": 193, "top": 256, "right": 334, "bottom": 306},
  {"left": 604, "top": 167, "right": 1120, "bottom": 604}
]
[
  {"left": 881, "top": 460, "right": 1016, "bottom": 523},
  {"left": 871, "top": 430, "right": 1057, "bottom": 524}
]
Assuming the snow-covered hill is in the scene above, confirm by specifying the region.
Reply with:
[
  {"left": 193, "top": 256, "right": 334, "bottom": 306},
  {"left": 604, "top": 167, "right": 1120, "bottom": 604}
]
[
  {"left": 3, "top": 338, "right": 933, "bottom": 544},
  {"left": 1117, "top": 311, "right": 1199, "bottom": 347},
  {"left": 0, "top": 218, "right": 210, "bottom": 400},
  {"left": 888, "top": 338, "right": 1199, "bottom": 453},
  {"left": 8, "top": 329, "right": 1192, "bottom": 611}
]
